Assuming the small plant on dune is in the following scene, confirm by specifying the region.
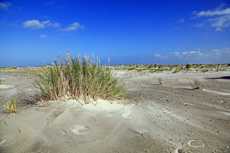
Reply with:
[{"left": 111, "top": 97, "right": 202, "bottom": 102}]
[
  {"left": 4, "top": 98, "right": 18, "bottom": 114},
  {"left": 201, "top": 65, "right": 206, "bottom": 68},
  {"left": 8, "top": 66, "right": 17, "bottom": 70},
  {"left": 202, "top": 69, "right": 208, "bottom": 73},
  {"left": 139, "top": 71, "right": 149, "bottom": 77},
  {"left": 158, "top": 78, "right": 163, "bottom": 85},
  {"left": 186, "top": 63, "right": 192, "bottom": 69},
  {"left": 173, "top": 69, "right": 180, "bottom": 73},
  {"left": 158, "top": 64, "right": 164, "bottom": 69},
  {"left": 0, "top": 79, "right": 5, "bottom": 84},
  {"left": 33, "top": 51, "right": 128, "bottom": 105},
  {"left": 128, "top": 67, "right": 136, "bottom": 70},
  {"left": 149, "top": 64, "right": 154, "bottom": 69},
  {"left": 194, "top": 79, "right": 203, "bottom": 90}
]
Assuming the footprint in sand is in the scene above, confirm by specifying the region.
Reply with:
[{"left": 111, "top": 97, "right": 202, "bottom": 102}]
[
  {"left": 70, "top": 125, "right": 89, "bottom": 135},
  {"left": 188, "top": 140, "right": 205, "bottom": 148},
  {"left": 174, "top": 140, "right": 205, "bottom": 153}
]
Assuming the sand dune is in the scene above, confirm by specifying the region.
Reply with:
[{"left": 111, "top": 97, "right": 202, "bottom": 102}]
[{"left": 0, "top": 70, "right": 230, "bottom": 152}]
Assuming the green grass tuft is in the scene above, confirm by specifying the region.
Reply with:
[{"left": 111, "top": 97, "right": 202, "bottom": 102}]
[
  {"left": 0, "top": 79, "right": 5, "bottom": 84},
  {"left": 186, "top": 63, "right": 192, "bottom": 69},
  {"left": 33, "top": 51, "right": 128, "bottom": 104},
  {"left": 194, "top": 79, "right": 203, "bottom": 90},
  {"left": 158, "top": 78, "right": 162, "bottom": 85},
  {"left": 5, "top": 98, "right": 18, "bottom": 114}
]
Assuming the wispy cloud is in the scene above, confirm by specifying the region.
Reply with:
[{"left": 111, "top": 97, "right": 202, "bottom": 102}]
[
  {"left": 206, "top": 15, "right": 230, "bottom": 30},
  {"left": 195, "top": 23, "right": 203, "bottom": 27},
  {"left": 152, "top": 47, "right": 230, "bottom": 64},
  {"left": 174, "top": 27, "right": 178, "bottom": 30},
  {"left": 0, "top": 2, "right": 11, "bottom": 10},
  {"left": 22, "top": 20, "right": 60, "bottom": 29},
  {"left": 42, "top": 20, "right": 60, "bottom": 28},
  {"left": 61, "top": 22, "right": 84, "bottom": 31},
  {"left": 154, "top": 54, "right": 161, "bottom": 58},
  {"left": 192, "top": 4, "right": 230, "bottom": 31},
  {"left": 40, "top": 34, "right": 47, "bottom": 38},
  {"left": 51, "top": 23, "right": 60, "bottom": 28},
  {"left": 45, "top": 1, "right": 54, "bottom": 5},
  {"left": 110, "top": 47, "right": 230, "bottom": 65},
  {"left": 197, "top": 8, "right": 230, "bottom": 17},
  {"left": 176, "top": 18, "right": 184, "bottom": 23}
]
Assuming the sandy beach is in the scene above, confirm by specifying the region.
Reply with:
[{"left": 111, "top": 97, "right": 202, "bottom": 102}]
[{"left": 0, "top": 69, "right": 230, "bottom": 153}]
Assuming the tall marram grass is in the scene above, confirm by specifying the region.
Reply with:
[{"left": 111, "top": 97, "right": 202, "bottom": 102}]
[{"left": 34, "top": 51, "right": 128, "bottom": 104}]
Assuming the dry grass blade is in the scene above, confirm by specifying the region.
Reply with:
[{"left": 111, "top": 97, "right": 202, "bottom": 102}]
[{"left": 194, "top": 79, "right": 203, "bottom": 90}]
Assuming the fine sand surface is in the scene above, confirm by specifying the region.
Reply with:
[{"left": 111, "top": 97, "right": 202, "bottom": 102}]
[{"left": 0, "top": 70, "right": 230, "bottom": 153}]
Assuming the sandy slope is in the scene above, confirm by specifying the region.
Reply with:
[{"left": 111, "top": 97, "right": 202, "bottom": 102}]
[{"left": 0, "top": 70, "right": 230, "bottom": 153}]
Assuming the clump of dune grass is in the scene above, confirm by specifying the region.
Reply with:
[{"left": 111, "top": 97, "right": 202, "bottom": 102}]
[
  {"left": 186, "top": 63, "right": 192, "bottom": 69},
  {"left": 158, "top": 78, "right": 162, "bottom": 85},
  {"left": 8, "top": 66, "right": 17, "bottom": 70},
  {"left": 194, "top": 79, "right": 203, "bottom": 90},
  {"left": 0, "top": 79, "right": 5, "bottom": 84},
  {"left": 149, "top": 64, "right": 154, "bottom": 69},
  {"left": 5, "top": 98, "right": 18, "bottom": 114},
  {"left": 33, "top": 51, "right": 128, "bottom": 105}
]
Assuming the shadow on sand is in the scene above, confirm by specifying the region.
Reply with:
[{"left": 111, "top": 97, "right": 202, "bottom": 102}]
[{"left": 205, "top": 76, "right": 230, "bottom": 80}]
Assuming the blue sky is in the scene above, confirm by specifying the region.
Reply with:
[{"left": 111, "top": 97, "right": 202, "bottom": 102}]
[{"left": 0, "top": 0, "right": 230, "bottom": 67}]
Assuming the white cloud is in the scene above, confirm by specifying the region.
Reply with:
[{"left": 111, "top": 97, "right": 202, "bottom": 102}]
[
  {"left": 174, "top": 27, "right": 178, "bottom": 29},
  {"left": 189, "top": 51, "right": 196, "bottom": 54},
  {"left": 22, "top": 20, "right": 45, "bottom": 29},
  {"left": 61, "top": 22, "right": 84, "bottom": 31},
  {"left": 192, "top": 4, "right": 230, "bottom": 31},
  {"left": 176, "top": 18, "right": 184, "bottom": 23},
  {"left": 22, "top": 20, "right": 60, "bottom": 29},
  {"left": 110, "top": 47, "right": 230, "bottom": 65},
  {"left": 40, "top": 34, "right": 47, "bottom": 38},
  {"left": 45, "top": 1, "right": 54, "bottom": 5},
  {"left": 182, "top": 52, "right": 188, "bottom": 55},
  {"left": 153, "top": 47, "right": 230, "bottom": 61},
  {"left": 0, "top": 2, "right": 11, "bottom": 10},
  {"left": 208, "top": 14, "right": 230, "bottom": 28},
  {"left": 195, "top": 23, "right": 203, "bottom": 27},
  {"left": 42, "top": 20, "right": 50, "bottom": 24},
  {"left": 174, "top": 52, "right": 179, "bottom": 56},
  {"left": 51, "top": 23, "right": 60, "bottom": 28},
  {"left": 154, "top": 54, "right": 161, "bottom": 57},
  {"left": 42, "top": 20, "right": 60, "bottom": 27},
  {"left": 197, "top": 8, "right": 230, "bottom": 17}
]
